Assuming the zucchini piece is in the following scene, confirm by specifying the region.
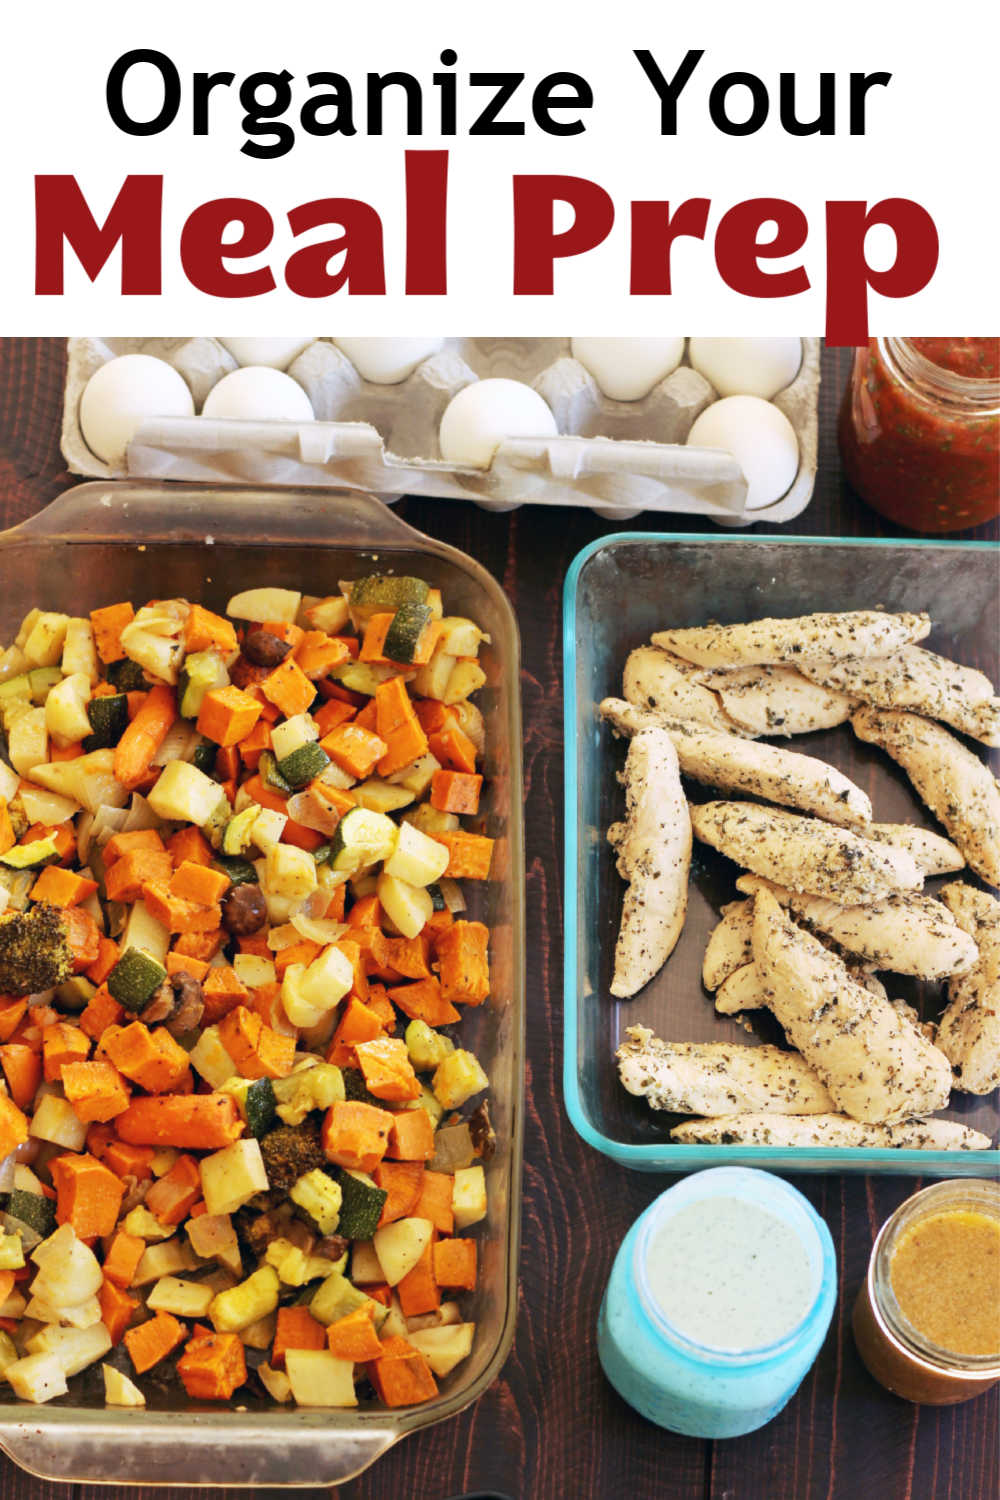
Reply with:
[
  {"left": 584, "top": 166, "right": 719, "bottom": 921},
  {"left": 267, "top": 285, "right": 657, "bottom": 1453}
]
[
  {"left": 309, "top": 1269, "right": 374, "bottom": 1327},
  {"left": 191, "top": 740, "right": 217, "bottom": 775},
  {"left": 348, "top": 575, "right": 429, "bottom": 626},
  {"left": 107, "top": 658, "right": 146, "bottom": 692},
  {"left": 212, "top": 855, "right": 256, "bottom": 887},
  {"left": 107, "top": 948, "right": 168, "bottom": 1013},
  {"left": 222, "top": 805, "right": 260, "bottom": 857},
  {"left": 259, "top": 751, "right": 292, "bottom": 795},
  {"left": 56, "top": 976, "right": 97, "bottom": 1012},
  {"left": 330, "top": 807, "right": 397, "bottom": 875},
  {"left": 8, "top": 1189, "right": 56, "bottom": 1240},
  {"left": 427, "top": 882, "right": 446, "bottom": 912},
  {"left": 0, "top": 834, "right": 61, "bottom": 869},
  {"left": 177, "top": 651, "right": 230, "bottom": 719},
  {"left": 224, "top": 1077, "right": 278, "bottom": 1138},
  {"left": 82, "top": 693, "right": 128, "bottom": 752},
  {"left": 383, "top": 604, "right": 435, "bottom": 665},
  {"left": 311, "top": 843, "right": 333, "bottom": 866},
  {"left": 330, "top": 659, "right": 402, "bottom": 697},
  {"left": 277, "top": 742, "right": 330, "bottom": 791},
  {"left": 28, "top": 667, "right": 64, "bottom": 703},
  {"left": 336, "top": 1171, "right": 388, "bottom": 1242}
]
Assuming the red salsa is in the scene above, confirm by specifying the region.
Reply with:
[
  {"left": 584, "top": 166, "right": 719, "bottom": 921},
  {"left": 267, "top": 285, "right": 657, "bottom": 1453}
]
[{"left": 839, "top": 337, "right": 1000, "bottom": 533}]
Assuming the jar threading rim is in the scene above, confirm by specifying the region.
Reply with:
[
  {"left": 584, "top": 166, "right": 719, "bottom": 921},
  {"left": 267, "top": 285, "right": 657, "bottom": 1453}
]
[{"left": 879, "top": 338, "right": 1000, "bottom": 414}]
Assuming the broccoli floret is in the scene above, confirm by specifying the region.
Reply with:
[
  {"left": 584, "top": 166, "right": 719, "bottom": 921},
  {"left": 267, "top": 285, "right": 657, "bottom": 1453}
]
[
  {"left": 289, "top": 1169, "right": 343, "bottom": 1236},
  {"left": 0, "top": 903, "right": 73, "bottom": 996},
  {"left": 259, "top": 1120, "right": 327, "bottom": 1193}
]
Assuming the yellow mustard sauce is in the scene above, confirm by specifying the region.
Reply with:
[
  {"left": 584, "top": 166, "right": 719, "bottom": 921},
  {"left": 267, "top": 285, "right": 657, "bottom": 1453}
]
[{"left": 889, "top": 1209, "right": 1000, "bottom": 1359}]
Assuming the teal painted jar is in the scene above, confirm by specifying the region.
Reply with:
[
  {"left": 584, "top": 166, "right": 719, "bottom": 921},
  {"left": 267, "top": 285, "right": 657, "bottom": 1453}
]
[{"left": 597, "top": 1167, "right": 837, "bottom": 1438}]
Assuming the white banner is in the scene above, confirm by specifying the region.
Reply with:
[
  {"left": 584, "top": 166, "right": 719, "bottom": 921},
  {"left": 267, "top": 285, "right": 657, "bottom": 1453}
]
[{"left": 2, "top": 0, "right": 996, "bottom": 337}]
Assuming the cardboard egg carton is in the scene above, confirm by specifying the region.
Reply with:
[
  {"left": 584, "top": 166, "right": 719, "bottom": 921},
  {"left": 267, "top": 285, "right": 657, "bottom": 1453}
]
[{"left": 61, "top": 337, "right": 820, "bottom": 524}]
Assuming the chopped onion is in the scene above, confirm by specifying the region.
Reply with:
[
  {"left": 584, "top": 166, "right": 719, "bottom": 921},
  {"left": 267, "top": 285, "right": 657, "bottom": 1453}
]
[
  {"left": 289, "top": 913, "right": 348, "bottom": 947},
  {"left": 152, "top": 720, "right": 202, "bottom": 767},
  {"left": 122, "top": 794, "right": 162, "bottom": 833},
  {"left": 266, "top": 924, "right": 302, "bottom": 952},
  {"left": 286, "top": 791, "right": 341, "bottom": 836},
  {"left": 439, "top": 877, "right": 466, "bottom": 913},
  {"left": 90, "top": 805, "right": 129, "bottom": 847}
]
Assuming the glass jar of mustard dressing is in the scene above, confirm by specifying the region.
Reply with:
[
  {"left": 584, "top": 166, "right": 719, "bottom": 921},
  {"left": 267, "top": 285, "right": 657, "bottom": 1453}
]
[
  {"left": 597, "top": 1167, "right": 837, "bottom": 1439},
  {"left": 853, "top": 1178, "right": 1000, "bottom": 1405},
  {"left": 838, "top": 337, "right": 1000, "bottom": 532}
]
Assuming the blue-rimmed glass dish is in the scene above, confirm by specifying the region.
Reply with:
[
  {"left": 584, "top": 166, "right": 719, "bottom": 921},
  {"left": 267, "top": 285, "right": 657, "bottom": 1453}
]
[{"left": 563, "top": 532, "right": 999, "bottom": 1174}]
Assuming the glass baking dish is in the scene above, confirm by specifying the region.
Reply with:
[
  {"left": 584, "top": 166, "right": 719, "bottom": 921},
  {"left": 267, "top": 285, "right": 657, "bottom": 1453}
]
[
  {"left": 0, "top": 482, "right": 525, "bottom": 1488},
  {"left": 563, "top": 532, "right": 999, "bottom": 1175}
]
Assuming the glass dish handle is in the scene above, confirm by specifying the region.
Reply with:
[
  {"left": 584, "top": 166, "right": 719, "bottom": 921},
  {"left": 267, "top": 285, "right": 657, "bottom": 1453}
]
[
  {"left": 0, "top": 479, "right": 438, "bottom": 554},
  {"left": 0, "top": 1419, "right": 398, "bottom": 1487}
]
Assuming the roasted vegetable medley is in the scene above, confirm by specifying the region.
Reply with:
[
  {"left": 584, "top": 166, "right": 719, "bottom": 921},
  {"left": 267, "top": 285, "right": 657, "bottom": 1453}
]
[{"left": 0, "top": 575, "right": 497, "bottom": 1409}]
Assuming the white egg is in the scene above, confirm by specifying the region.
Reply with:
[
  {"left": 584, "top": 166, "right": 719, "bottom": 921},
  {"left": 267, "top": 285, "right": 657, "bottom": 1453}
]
[
  {"left": 439, "top": 379, "right": 558, "bottom": 468},
  {"left": 333, "top": 337, "right": 445, "bottom": 384},
  {"left": 201, "top": 367, "right": 314, "bottom": 423},
  {"left": 687, "top": 396, "right": 799, "bottom": 512},
  {"left": 79, "top": 354, "right": 195, "bottom": 464},
  {"left": 218, "top": 338, "right": 315, "bottom": 370},
  {"left": 688, "top": 337, "right": 802, "bottom": 399},
  {"left": 570, "top": 337, "right": 686, "bottom": 401}
]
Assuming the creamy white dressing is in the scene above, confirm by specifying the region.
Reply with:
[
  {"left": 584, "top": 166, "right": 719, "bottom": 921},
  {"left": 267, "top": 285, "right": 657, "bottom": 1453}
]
[{"left": 644, "top": 1195, "right": 817, "bottom": 1352}]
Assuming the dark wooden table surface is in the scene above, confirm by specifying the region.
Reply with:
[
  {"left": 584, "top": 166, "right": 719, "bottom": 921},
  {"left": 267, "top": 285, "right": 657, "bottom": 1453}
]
[{"left": 0, "top": 340, "right": 996, "bottom": 1500}]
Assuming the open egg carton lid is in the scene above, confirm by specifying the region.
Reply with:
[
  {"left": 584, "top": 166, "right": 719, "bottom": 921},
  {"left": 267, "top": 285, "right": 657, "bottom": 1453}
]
[{"left": 61, "top": 337, "right": 820, "bottom": 524}]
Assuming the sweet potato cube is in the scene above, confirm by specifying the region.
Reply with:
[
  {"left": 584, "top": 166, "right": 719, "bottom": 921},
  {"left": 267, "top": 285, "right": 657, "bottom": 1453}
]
[
  {"left": 326, "top": 1305, "right": 382, "bottom": 1362},
  {"left": 90, "top": 602, "right": 134, "bottom": 664},
  {"left": 50, "top": 1152, "right": 126, "bottom": 1238},
  {"left": 103, "top": 1230, "right": 146, "bottom": 1290},
  {"left": 103, "top": 1022, "right": 191, "bottom": 1094},
  {"left": 432, "top": 1237, "right": 477, "bottom": 1290},
  {"left": 355, "top": 1037, "right": 421, "bottom": 1103},
  {"left": 387, "top": 978, "right": 460, "bottom": 1028},
  {"left": 184, "top": 604, "right": 238, "bottom": 656},
  {"left": 397, "top": 1241, "right": 440, "bottom": 1319},
  {"left": 177, "top": 1329, "right": 247, "bottom": 1400},
  {"left": 271, "top": 1306, "right": 327, "bottom": 1370},
  {"left": 369, "top": 1340, "right": 438, "bottom": 1407},
  {"left": 218, "top": 1005, "right": 295, "bottom": 1080},
  {"left": 61, "top": 1060, "right": 131, "bottom": 1123},
  {"left": 100, "top": 1278, "right": 139, "bottom": 1344},
  {"left": 386, "top": 1108, "right": 437, "bottom": 1162},
  {"left": 260, "top": 657, "right": 316, "bottom": 719},
  {"left": 169, "top": 860, "right": 230, "bottom": 906},
  {"left": 104, "top": 848, "right": 174, "bottom": 904},
  {"left": 125, "top": 1311, "right": 187, "bottom": 1374},
  {"left": 374, "top": 1160, "right": 425, "bottom": 1226},
  {"left": 42, "top": 1021, "right": 91, "bottom": 1081},
  {"left": 196, "top": 686, "right": 262, "bottom": 748},
  {"left": 413, "top": 1170, "right": 455, "bottom": 1235},
  {"left": 321, "top": 723, "right": 388, "bottom": 779},
  {"left": 429, "top": 770, "right": 482, "bottom": 816},
  {"left": 321, "top": 1100, "right": 394, "bottom": 1174},
  {"left": 434, "top": 920, "right": 490, "bottom": 1007},
  {"left": 430, "top": 831, "right": 493, "bottom": 881}
]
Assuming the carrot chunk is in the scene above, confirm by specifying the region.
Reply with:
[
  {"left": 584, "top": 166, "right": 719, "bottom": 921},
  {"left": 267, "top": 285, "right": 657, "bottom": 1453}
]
[
  {"left": 90, "top": 602, "right": 134, "bottom": 664},
  {"left": 125, "top": 1311, "right": 187, "bottom": 1374},
  {"left": 114, "top": 685, "right": 177, "bottom": 791},
  {"left": 115, "top": 1094, "right": 244, "bottom": 1150}
]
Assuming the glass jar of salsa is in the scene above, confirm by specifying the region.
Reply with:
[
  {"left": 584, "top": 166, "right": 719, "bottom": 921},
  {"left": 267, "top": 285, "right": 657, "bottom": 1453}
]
[
  {"left": 852, "top": 1179, "right": 1000, "bottom": 1405},
  {"left": 839, "top": 338, "right": 1000, "bottom": 532}
]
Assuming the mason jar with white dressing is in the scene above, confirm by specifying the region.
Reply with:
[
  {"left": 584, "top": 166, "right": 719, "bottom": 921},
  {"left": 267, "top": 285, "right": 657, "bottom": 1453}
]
[{"left": 597, "top": 1167, "right": 837, "bottom": 1438}]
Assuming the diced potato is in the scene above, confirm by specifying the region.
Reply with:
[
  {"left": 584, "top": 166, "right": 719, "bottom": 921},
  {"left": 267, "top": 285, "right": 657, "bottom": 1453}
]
[
  {"left": 29, "top": 1094, "right": 88, "bottom": 1151},
  {"left": 189, "top": 1025, "right": 240, "bottom": 1090},
  {"left": 265, "top": 843, "right": 318, "bottom": 902},
  {"left": 403, "top": 804, "right": 460, "bottom": 837},
  {"left": 25, "top": 1292, "right": 103, "bottom": 1329},
  {"left": 227, "top": 587, "right": 302, "bottom": 624},
  {"left": 250, "top": 807, "right": 287, "bottom": 851},
  {"left": 232, "top": 952, "right": 277, "bottom": 989},
  {"left": 432, "top": 1049, "right": 489, "bottom": 1110},
  {"left": 303, "top": 595, "right": 350, "bottom": 634},
  {"left": 372, "top": 1217, "right": 434, "bottom": 1287},
  {"left": 148, "top": 760, "right": 228, "bottom": 826},
  {"left": 297, "top": 944, "right": 353, "bottom": 1012},
  {"left": 132, "top": 1237, "right": 200, "bottom": 1286},
  {"left": 23, "top": 613, "right": 71, "bottom": 668},
  {"left": 44, "top": 673, "right": 93, "bottom": 746},
  {"left": 29, "top": 747, "right": 128, "bottom": 814},
  {"left": 209, "top": 1265, "right": 280, "bottom": 1333},
  {"left": 377, "top": 872, "right": 434, "bottom": 939},
  {"left": 279, "top": 966, "right": 324, "bottom": 1030},
  {"left": 200, "top": 1139, "right": 269, "bottom": 1217},
  {"left": 0, "top": 1330, "right": 19, "bottom": 1377},
  {"left": 407, "top": 1322, "right": 476, "bottom": 1376},
  {"left": 61, "top": 618, "right": 99, "bottom": 684},
  {"left": 122, "top": 900, "right": 170, "bottom": 965},
  {"left": 412, "top": 647, "right": 457, "bottom": 701},
  {"left": 102, "top": 1363, "right": 147, "bottom": 1407},
  {"left": 4, "top": 1352, "right": 69, "bottom": 1403},
  {"left": 270, "top": 713, "right": 318, "bottom": 761},
  {"left": 7, "top": 706, "right": 48, "bottom": 774},
  {"left": 452, "top": 1166, "right": 487, "bottom": 1229},
  {"left": 0, "top": 1233, "right": 25, "bottom": 1271},
  {"left": 120, "top": 624, "right": 184, "bottom": 685},
  {"left": 146, "top": 1276, "right": 215, "bottom": 1318},
  {"left": 437, "top": 618, "right": 486, "bottom": 658},
  {"left": 241, "top": 1311, "right": 278, "bottom": 1350},
  {"left": 386, "top": 752, "right": 441, "bottom": 796},
  {"left": 285, "top": 1349, "right": 357, "bottom": 1408},
  {"left": 18, "top": 783, "right": 81, "bottom": 826},
  {"left": 383, "top": 822, "right": 450, "bottom": 888},
  {"left": 25, "top": 1323, "right": 112, "bottom": 1376}
]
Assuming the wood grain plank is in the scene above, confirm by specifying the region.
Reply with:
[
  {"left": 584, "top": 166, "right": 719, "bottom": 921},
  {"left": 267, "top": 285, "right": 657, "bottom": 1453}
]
[{"left": 0, "top": 340, "right": 996, "bottom": 1500}]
